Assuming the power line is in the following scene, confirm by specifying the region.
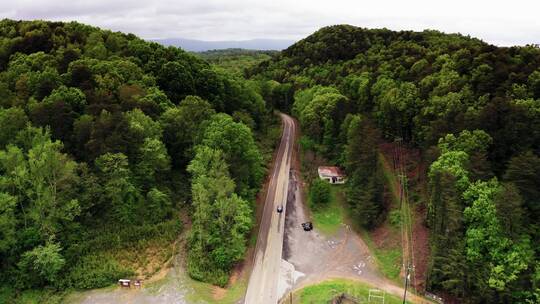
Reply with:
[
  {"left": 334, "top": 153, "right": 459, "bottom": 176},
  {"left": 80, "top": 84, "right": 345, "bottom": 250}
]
[{"left": 394, "top": 130, "right": 416, "bottom": 301}]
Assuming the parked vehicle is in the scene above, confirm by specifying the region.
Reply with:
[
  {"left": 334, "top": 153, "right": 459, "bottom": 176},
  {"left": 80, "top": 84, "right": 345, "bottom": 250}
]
[
  {"left": 277, "top": 205, "right": 283, "bottom": 213},
  {"left": 302, "top": 222, "right": 313, "bottom": 231}
]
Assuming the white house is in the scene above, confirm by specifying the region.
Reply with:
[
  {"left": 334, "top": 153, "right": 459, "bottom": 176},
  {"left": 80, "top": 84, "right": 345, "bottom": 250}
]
[{"left": 317, "top": 166, "right": 346, "bottom": 184}]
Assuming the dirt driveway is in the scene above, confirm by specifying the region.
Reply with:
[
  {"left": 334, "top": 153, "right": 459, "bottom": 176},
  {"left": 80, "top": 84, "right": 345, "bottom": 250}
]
[
  {"left": 281, "top": 167, "right": 430, "bottom": 304},
  {"left": 282, "top": 169, "right": 381, "bottom": 289}
]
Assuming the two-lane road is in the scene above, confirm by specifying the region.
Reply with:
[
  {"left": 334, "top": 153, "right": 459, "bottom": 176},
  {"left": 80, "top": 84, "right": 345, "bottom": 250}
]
[{"left": 244, "top": 114, "right": 296, "bottom": 304}]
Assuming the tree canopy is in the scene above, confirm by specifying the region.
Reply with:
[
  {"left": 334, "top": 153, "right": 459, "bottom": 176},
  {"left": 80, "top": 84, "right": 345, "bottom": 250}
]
[{"left": 0, "top": 19, "right": 270, "bottom": 295}]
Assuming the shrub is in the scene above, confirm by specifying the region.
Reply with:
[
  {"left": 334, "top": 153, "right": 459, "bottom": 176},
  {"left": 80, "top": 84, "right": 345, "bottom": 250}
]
[
  {"left": 309, "top": 178, "right": 331, "bottom": 208},
  {"left": 389, "top": 209, "right": 401, "bottom": 227},
  {"left": 187, "top": 247, "right": 229, "bottom": 287},
  {"left": 17, "top": 243, "right": 65, "bottom": 288},
  {"left": 299, "top": 135, "right": 317, "bottom": 151},
  {"left": 63, "top": 254, "right": 134, "bottom": 289},
  {"left": 0, "top": 285, "right": 16, "bottom": 304}
]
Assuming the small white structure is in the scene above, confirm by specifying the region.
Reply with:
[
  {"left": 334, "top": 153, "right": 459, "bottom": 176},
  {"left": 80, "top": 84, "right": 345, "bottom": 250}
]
[
  {"left": 317, "top": 166, "right": 346, "bottom": 184},
  {"left": 118, "top": 279, "right": 131, "bottom": 288}
]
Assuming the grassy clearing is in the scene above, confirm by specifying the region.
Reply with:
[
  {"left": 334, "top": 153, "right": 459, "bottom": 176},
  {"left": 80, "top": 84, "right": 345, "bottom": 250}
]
[
  {"left": 185, "top": 275, "right": 247, "bottom": 304},
  {"left": 352, "top": 154, "right": 403, "bottom": 283},
  {"left": 144, "top": 262, "right": 248, "bottom": 304},
  {"left": 362, "top": 230, "right": 402, "bottom": 281},
  {"left": 292, "top": 278, "right": 411, "bottom": 304},
  {"left": 310, "top": 185, "right": 346, "bottom": 235},
  {"left": 133, "top": 254, "right": 248, "bottom": 304},
  {"left": 298, "top": 135, "right": 347, "bottom": 236}
]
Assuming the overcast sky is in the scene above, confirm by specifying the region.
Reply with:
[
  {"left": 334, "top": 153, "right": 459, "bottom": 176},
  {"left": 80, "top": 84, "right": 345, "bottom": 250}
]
[{"left": 1, "top": 0, "right": 539, "bottom": 46}]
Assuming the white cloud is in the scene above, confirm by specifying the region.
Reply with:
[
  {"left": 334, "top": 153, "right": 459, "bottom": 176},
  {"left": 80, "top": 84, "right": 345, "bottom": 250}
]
[{"left": 1, "top": 0, "right": 539, "bottom": 45}]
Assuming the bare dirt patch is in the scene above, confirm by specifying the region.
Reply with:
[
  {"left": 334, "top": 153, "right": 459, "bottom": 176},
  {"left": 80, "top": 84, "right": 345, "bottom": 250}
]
[
  {"left": 371, "top": 224, "right": 400, "bottom": 249},
  {"left": 211, "top": 286, "right": 227, "bottom": 300}
]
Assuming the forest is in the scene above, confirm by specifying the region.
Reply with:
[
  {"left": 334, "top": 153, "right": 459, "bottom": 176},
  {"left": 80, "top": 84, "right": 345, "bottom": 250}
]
[
  {"left": 1, "top": 19, "right": 539, "bottom": 304},
  {"left": 249, "top": 25, "right": 540, "bottom": 303},
  {"left": 0, "top": 19, "right": 276, "bottom": 300}
]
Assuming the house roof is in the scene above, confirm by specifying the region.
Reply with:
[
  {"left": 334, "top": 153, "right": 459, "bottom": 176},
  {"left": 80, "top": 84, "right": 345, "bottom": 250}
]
[{"left": 318, "top": 166, "right": 345, "bottom": 177}]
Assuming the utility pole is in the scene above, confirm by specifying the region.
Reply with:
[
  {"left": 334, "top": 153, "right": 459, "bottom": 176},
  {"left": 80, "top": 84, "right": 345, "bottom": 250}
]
[{"left": 403, "top": 264, "right": 410, "bottom": 304}]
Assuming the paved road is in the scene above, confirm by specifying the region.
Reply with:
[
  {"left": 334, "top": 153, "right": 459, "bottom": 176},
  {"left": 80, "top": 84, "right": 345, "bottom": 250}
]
[{"left": 244, "top": 114, "right": 296, "bottom": 304}]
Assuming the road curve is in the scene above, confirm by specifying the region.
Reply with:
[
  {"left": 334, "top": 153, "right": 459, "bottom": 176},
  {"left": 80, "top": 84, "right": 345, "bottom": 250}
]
[{"left": 244, "top": 114, "right": 296, "bottom": 304}]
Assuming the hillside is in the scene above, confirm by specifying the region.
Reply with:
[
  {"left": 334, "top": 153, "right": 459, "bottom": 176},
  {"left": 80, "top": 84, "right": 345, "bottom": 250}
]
[
  {"left": 250, "top": 24, "right": 540, "bottom": 303},
  {"left": 0, "top": 19, "right": 275, "bottom": 301}
]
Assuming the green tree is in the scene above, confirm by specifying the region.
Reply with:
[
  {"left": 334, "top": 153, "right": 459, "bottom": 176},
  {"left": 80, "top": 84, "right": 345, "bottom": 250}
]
[
  {"left": 503, "top": 151, "right": 540, "bottom": 241},
  {"left": 125, "top": 108, "right": 162, "bottom": 142},
  {"left": 159, "top": 96, "right": 215, "bottom": 168},
  {"left": 340, "top": 72, "right": 371, "bottom": 111},
  {"left": 309, "top": 179, "right": 331, "bottom": 208},
  {"left": 157, "top": 61, "right": 195, "bottom": 102},
  {"left": 187, "top": 146, "right": 252, "bottom": 286},
  {"left": 138, "top": 86, "right": 174, "bottom": 114},
  {"left": 527, "top": 70, "right": 540, "bottom": 98},
  {"left": 199, "top": 113, "right": 263, "bottom": 198},
  {"left": 504, "top": 151, "right": 540, "bottom": 220},
  {"left": 344, "top": 115, "right": 379, "bottom": 172},
  {"left": 145, "top": 188, "right": 172, "bottom": 223},
  {"left": 27, "top": 67, "right": 61, "bottom": 100},
  {"left": 29, "top": 93, "right": 79, "bottom": 143},
  {"left": 427, "top": 139, "right": 471, "bottom": 296},
  {"left": 438, "top": 129, "right": 493, "bottom": 180},
  {"left": 134, "top": 138, "right": 171, "bottom": 189},
  {"left": 84, "top": 32, "right": 107, "bottom": 59},
  {"left": 95, "top": 153, "right": 140, "bottom": 224},
  {"left": 463, "top": 180, "right": 533, "bottom": 292},
  {"left": 0, "top": 127, "right": 80, "bottom": 240},
  {"left": 43, "top": 85, "right": 86, "bottom": 113},
  {"left": 494, "top": 183, "right": 525, "bottom": 240},
  {"left": 84, "top": 110, "right": 131, "bottom": 162},
  {"left": 18, "top": 242, "right": 65, "bottom": 286},
  {"left": 347, "top": 171, "right": 384, "bottom": 228},
  {"left": 298, "top": 91, "right": 350, "bottom": 143},
  {"left": 372, "top": 78, "right": 419, "bottom": 138},
  {"left": 0, "top": 192, "right": 17, "bottom": 254},
  {"left": 438, "top": 129, "right": 492, "bottom": 155},
  {"left": 0, "top": 107, "right": 28, "bottom": 148},
  {"left": 26, "top": 134, "right": 80, "bottom": 239},
  {"left": 344, "top": 115, "right": 384, "bottom": 228},
  {"left": 292, "top": 86, "right": 340, "bottom": 122}
]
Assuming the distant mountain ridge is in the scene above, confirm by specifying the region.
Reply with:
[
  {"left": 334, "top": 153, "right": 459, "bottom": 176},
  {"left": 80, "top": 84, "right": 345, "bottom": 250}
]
[{"left": 150, "top": 37, "right": 295, "bottom": 52}]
